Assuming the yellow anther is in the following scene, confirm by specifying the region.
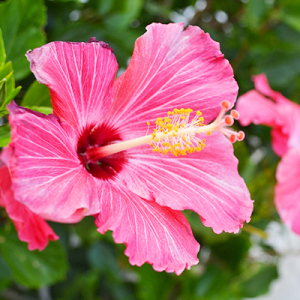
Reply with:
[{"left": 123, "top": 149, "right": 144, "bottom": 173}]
[
  {"left": 207, "top": 131, "right": 211, "bottom": 136},
  {"left": 167, "top": 124, "right": 173, "bottom": 131},
  {"left": 150, "top": 107, "right": 207, "bottom": 157}
]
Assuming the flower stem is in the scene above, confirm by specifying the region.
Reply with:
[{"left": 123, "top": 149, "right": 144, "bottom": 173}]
[{"left": 242, "top": 224, "right": 268, "bottom": 239}]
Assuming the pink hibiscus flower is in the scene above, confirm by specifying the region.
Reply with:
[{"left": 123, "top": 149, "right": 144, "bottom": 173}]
[
  {"left": 237, "top": 74, "right": 300, "bottom": 234},
  {"left": 0, "top": 147, "right": 58, "bottom": 251},
  {"left": 3, "top": 23, "right": 253, "bottom": 274}
]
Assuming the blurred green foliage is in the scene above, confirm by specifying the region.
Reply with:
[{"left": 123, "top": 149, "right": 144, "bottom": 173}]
[
  {"left": 0, "top": 28, "right": 21, "bottom": 118},
  {"left": 1, "top": 0, "right": 300, "bottom": 299}
]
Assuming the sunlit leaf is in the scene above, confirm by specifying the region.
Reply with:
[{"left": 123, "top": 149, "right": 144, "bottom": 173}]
[
  {"left": 21, "top": 80, "right": 52, "bottom": 108},
  {"left": 0, "top": 0, "right": 47, "bottom": 80},
  {"left": 0, "top": 29, "right": 6, "bottom": 68},
  {"left": 0, "top": 124, "right": 10, "bottom": 148}
]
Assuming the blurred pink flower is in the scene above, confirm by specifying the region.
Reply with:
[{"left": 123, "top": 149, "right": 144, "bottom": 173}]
[
  {"left": 3, "top": 23, "right": 253, "bottom": 274},
  {"left": 237, "top": 74, "right": 300, "bottom": 234},
  {"left": 0, "top": 147, "right": 58, "bottom": 251}
]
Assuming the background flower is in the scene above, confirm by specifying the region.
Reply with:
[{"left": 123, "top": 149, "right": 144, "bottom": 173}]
[{"left": 237, "top": 74, "right": 300, "bottom": 235}]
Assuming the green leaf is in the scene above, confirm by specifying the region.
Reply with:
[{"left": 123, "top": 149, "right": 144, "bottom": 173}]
[
  {"left": 0, "top": 78, "right": 6, "bottom": 108},
  {"left": 239, "top": 265, "right": 278, "bottom": 297},
  {"left": 104, "top": 0, "right": 143, "bottom": 30},
  {"left": 244, "top": 0, "right": 268, "bottom": 30},
  {"left": 194, "top": 263, "right": 237, "bottom": 299},
  {"left": 0, "top": 255, "right": 13, "bottom": 291},
  {"left": 0, "top": 61, "right": 12, "bottom": 80},
  {"left": 97, "top": 0, "right": 115, "bottom": 15},
  {"left": 279, "top": 11, "right": 300, "bottom": 33},
  {"left": 210, "top": 234, "right": 251, "bottom": 272},
  {"left": 21, "top": 80, "right": 52, "bottom": 108},
  {"left": 27, "top": 106, "right": 53, "bottom": 115},
  {"left": 0, "top": 227, "right": 68, "bottom": 288},
  {"left": 278, "top": 0, "right": 300, "bottom": 33},
  {"left": 137, "top": 264, "right": 176, "bottom": 300},
  {"left": 0, "top": 124, "right": 11, "bottom": 148},
  {"left": 0, "top": 60, "right": 21, "bottom": 116},
  {"left": 0, "top": 28, "right": 6, "bottom": 68},
  {"left": 87, "top": 242, "right": 120, "bottom": 276},
  {"left": 0, "top": 0, "right": 47, "bottom": 80}
]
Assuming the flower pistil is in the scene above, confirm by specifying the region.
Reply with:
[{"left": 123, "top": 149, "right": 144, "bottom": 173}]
[{"left": 85, "top": 101, "right": 244, "bottom": 161}]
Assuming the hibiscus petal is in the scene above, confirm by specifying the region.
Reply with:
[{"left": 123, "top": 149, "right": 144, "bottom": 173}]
[
  {"left": 95, "top": 180, "right": 200, "bottom": 275},
  {"left": 237, "top": 90, "right": 289, "bottom": 156},
  {"left": 237, "top": 88, "right": 300, "bottom": 156},
  {"left": 7, "top": 102, "right": 100, "bottom": 221},
  {"left": 253, "top": 74, "right": 290, "bottom": 104},
  {"left": 270, "top": 128, "right": 289, "bottom": 157},
  {"left": 0, "top": 157, "right": 58, "bottom": 251},
  {"left": 26, "top": 39, "right": 118, "bottom": 131},
  {"left": 275, "top": 149, "right": 300, "bottom": 235},
  {"left": 110, "top": 23, "right": 238, "bottom": 139},
  {"left": 237, "top": 90, "right": 281, "bottom": 127},
  {"left": 120, "top": 132, "right": 253, "bottom": 234}
]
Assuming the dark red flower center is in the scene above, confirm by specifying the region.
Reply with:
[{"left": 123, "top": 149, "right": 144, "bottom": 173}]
[{"left": 77, "top": 123, "right": 126, "bottom": 180}]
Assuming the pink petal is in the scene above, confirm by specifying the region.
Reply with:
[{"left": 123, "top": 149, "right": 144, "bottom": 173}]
[
  {"left": 270, "top": 128, "right": 289, "bottom": 157},
  {"left": 237, "top": 90, "right": 281, "bottom": 127},
  {"left": 279, "top": 103, "right": 300, "bottom": 150},
  {"left": 26, "top": 39, "right": 118, "bottom": 131},
  {"left": 275, "top": 149, "right": 300, "bottom": 235},
  {"left": 95, "top": 180, "right": 200, "bottom": 275},
  {"left": 120, "top": 132, "right": 253, "bottom": 234},
  {"left": 0, "top": 192, "right": 4, "bottom": 207},
  {"left": 0, "top": 155, "right": 58, "bottom": 251},
  {"left": 109, "top": 23, "right": 238, "bottom": 139},
  {"left": 237, "top": 88, "right": 300, "bottom": 156},
  {"left": 253, "top": 74, "right": 290, "bottom": 104},
  {"left": 0, "top": 169, "right": 5, "bottom": 207},
  {"left": 7, "top": 102, "right": 99, "bottom": 221},
  {"left": 237, "top": 89, "right": 290, "bottom": 156}
]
